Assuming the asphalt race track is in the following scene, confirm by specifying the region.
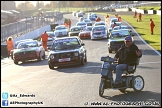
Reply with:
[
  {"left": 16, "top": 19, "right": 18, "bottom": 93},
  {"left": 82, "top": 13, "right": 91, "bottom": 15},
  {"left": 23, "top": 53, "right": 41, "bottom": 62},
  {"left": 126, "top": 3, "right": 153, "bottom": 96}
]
[{"left": 1, "top": 12, "right": 161, "bottom": 107}]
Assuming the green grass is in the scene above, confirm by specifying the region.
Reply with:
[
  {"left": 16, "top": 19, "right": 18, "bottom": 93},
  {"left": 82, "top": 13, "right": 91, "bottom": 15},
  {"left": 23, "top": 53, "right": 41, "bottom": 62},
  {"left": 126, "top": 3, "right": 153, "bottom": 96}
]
[
  {"left": 96, "top": 12, "right": 161, "bottom": 53},
  {"left": 137, "top": 6, "right": 161, "bottom": 10}
]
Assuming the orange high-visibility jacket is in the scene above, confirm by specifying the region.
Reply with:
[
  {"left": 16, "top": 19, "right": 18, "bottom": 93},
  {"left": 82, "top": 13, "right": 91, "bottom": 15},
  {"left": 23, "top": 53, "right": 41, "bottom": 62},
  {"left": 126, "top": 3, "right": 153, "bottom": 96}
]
[
  {"left": 7, "top": 41, "right": 14, "bottom": 50},
  {"left": 62, "top": 22, "right": 68, "bottom": 27},
  {"left": 134, "top": 11, "right": 137, "bottom": 16},
  {"left": 139, "top": 13, "right": 142, "bottom": 20},
  {"left": 150, "top": 21, "right": 155, "bottom": 28},
  {"left": 41, "top": 33, "right": 48, "bottom": 42}
]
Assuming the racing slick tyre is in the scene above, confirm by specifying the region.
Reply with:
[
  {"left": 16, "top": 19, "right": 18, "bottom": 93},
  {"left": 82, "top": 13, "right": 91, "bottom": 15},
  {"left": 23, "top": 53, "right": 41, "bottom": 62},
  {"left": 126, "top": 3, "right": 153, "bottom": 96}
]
[
  {"left": 80, "top": 57, "right": 85, "bottom": 66},
  {"left": 48, "top": 63, "right": 54, "bottom": 69},
  {"left": 99, "top": 79, "right": 105, "bottom": 97},
  {"left": 14, "top": 61, "right": 18, "bottom": 65},
  {"left": 84, "top": 54, "right": 87, "bottom": 62},
  {"left": 132, "top": 75, "right": 144, "bottom": 91},
  {"left": 42, "top": 52, "right": 45, "bottom": 60}
]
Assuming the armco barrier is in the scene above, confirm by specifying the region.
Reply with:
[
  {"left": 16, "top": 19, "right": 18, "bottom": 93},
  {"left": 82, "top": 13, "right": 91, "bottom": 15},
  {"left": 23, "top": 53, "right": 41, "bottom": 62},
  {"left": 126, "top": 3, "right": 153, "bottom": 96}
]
[
  {"left": 131, "top": 8, "right": 144, "bottom": 14},
  {"left": 156, "top": 10, "right": 161, "bottom": 15},
  {"left": 131, "top": 8, "right": 136, "bottom": 12},
  {"left": 136, "top": 9, "right": 145, "bottom": 14},
  {"left": 132, "top": 8, "right": 161, "bottom": 15},
  {"left": 148, "top": 10, "right": 156, "bottom": 14}
]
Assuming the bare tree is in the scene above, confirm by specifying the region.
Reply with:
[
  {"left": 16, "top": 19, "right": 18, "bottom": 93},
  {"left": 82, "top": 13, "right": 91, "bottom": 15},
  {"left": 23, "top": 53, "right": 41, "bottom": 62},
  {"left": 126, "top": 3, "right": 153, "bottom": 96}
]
[
  {"left": 26, "top": 2, "right": 35, "bottom": 10},
  {"left": 16, "top": 3, "right": 25, "bottom": 10}
]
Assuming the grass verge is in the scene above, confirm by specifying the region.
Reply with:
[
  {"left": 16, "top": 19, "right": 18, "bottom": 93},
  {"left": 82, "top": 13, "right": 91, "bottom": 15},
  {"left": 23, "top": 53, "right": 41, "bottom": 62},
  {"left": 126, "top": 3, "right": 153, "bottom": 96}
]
[{"left": 96, "top": 12, "right": 161, "bottom": 53}]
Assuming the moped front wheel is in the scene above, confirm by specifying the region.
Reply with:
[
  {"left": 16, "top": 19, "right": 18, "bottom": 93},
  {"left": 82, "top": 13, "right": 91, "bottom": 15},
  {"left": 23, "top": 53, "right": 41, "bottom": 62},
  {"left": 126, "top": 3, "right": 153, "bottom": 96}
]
[{"left": 99, "top": 79, "right": 105, "bottom": 97}]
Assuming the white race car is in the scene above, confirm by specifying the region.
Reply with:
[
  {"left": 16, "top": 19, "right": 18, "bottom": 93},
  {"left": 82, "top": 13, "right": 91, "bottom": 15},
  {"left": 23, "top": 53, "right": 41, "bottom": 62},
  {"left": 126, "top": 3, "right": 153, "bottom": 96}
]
[
  {"left": 83, "top": 19, "right": 92, "bottom": 26},
  {"left": 54, "top": 25, "right": 69, "bottom": 38},
  {"left": 93, "top": 21, "right": 106, "bottom": 26},
  {"left": 76, "top": 22, "right": 87, "bottom": 30},
  {"left": 91, "top": 25, "right": 108, "bottom": 40}
]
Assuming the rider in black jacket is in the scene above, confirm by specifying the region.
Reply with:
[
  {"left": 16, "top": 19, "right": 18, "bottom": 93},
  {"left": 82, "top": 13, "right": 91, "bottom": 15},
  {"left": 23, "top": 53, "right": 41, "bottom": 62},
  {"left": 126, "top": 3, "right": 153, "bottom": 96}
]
[
  {"left": 112, "top": 36, "right": 142, "bottom": 88},
  {"left": 115, "top": 42, "right": 142, "bottom": 64}
]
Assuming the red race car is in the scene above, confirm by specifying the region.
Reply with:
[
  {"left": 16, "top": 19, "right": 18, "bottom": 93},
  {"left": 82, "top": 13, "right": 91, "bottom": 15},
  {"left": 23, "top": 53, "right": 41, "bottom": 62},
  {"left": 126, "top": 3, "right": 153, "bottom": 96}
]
[{"left": 78, "top": 26, "right": 93, "bottom": 39}]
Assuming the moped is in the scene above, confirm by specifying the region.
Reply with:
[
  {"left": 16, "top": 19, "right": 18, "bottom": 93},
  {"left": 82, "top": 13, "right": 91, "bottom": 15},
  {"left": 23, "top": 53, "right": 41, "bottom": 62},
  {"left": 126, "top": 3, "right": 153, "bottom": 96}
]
[{"left": 99, "top": 56, "right": 144, "bottom": 97}]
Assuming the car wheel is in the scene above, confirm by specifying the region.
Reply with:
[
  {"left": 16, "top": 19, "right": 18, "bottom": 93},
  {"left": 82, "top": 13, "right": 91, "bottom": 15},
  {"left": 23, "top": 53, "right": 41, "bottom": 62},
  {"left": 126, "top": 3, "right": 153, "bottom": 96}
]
[
  {"left": 49, "top": 63, "right": 54, "bottom": 69},
  {"left": 14, "top": 61, "right": 18, "bottom": 65},
  {"left": 80, "top": 57, "right": 85, "bottom": 66},
  {"left": 22, "top": 60, "right": 26, "bottom": 63},
  {"left": 84, "top": 54, "right": 87, "bottom": 62},
  {"left": 42, "top": 52, "right": 45, "bottom": 59},
  {"left": 37, "top": 52, "right": 42, "bottom": 61}
]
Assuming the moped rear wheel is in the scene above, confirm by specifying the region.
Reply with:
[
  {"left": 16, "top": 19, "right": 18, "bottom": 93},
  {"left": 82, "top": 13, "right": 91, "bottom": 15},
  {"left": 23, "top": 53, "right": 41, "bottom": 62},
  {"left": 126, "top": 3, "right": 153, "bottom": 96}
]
[
  {"left": 132, "top": 75, "right": 144, "bottom": 91},
  {"left": 99, "top": 79, "right": 105, "bottom": 97}
]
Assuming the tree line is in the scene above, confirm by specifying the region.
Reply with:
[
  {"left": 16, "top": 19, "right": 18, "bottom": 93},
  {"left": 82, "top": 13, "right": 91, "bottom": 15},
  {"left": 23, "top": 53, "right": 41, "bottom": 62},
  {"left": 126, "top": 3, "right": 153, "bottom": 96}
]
[{"left": 16, "top": 1, "right": 134, "bottom": 10}]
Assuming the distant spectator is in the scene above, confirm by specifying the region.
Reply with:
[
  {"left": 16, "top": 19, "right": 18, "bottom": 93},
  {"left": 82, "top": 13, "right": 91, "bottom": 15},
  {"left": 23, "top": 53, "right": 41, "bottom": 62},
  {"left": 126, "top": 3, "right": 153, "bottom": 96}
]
[
  {"left": 118, "top": 16, "right": 122, "bottom": 22},
  {"left": 62, "top": 21, "right": 68, "bottom": 28},
  {"left": 68, "top": 19, "right": 71, "bottom": 29},
  {"left": 138, "top": 13, "right": 142, "bottom": 22},
  {"left": 6, "top": 37, "right": 14, "bottom": 58},
  {"left": 134, "top": 10, "right": 137, "bottom": 18},
  {"left": 115, "top": 13, "right": 118, "bottom": 18},
  {"left": 150, "top": 19, "right": 155, "bottom": 35},
  {"left": 106, "top": 14, "right": 109, "bottom": 18},
  {"left": 105, "top": 14, "right": 109, "bottom": 25}
]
